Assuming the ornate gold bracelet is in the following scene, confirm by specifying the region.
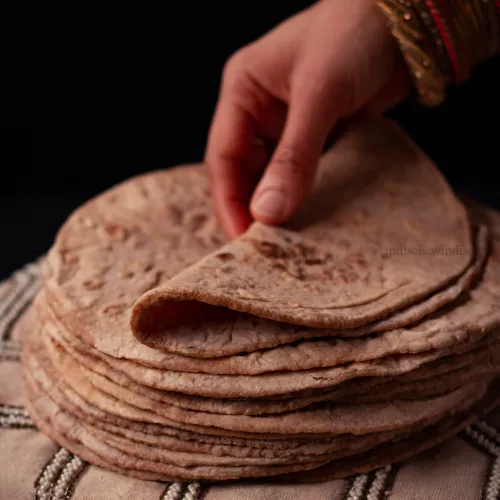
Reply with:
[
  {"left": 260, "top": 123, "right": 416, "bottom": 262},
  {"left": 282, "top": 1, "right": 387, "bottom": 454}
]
[{"left": 377, "top": 0, "right": 500, "bottom": 106}]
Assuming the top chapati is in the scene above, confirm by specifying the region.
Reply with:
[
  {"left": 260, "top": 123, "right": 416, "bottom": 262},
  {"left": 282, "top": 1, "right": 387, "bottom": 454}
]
[{"left": 44, "top": 116, "right": 475, "bottom": 362}]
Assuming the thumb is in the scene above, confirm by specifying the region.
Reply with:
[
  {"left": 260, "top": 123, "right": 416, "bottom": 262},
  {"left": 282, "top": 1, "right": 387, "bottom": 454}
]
[{"left": 250, "top": 78, "right": 341, "bottom": 225}]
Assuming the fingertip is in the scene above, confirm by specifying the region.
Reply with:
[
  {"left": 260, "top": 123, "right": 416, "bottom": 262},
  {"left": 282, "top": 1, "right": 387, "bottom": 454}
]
[
  {"left": 249, "top": 145, "right": 319, "bottom": 225},
  {"left": 250, "top": 188, "right": 290, "bottom": 225},
  {"left": 211, "top": 186, "right": 253, "bottom": 239},
  {"left": 220, "top": 203, "right": 254, "bottom": 239}
]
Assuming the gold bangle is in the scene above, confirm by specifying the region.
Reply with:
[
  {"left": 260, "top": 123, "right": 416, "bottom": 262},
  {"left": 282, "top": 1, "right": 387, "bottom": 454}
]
[
  {"left": 377, "top": 1, "right": 498, "bottom": 105},
  {"left": 377, "top": 0, "right": 447, "bottom": 106}
]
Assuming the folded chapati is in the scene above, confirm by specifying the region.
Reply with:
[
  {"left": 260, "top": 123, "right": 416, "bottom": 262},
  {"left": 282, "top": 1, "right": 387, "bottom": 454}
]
[
  {"left": 41, "top": 117, "right": 476, "bottom": 362},
  {"left": 37, "top": 223, "right": 489, "bottom": 376},
  {"left": 131, "top": 117, "right": 475, "bottom": 354}
]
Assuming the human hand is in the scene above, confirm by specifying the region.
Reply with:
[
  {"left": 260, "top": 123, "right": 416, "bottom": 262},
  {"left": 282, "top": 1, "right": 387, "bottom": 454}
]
[{"left": 204, "top": 0, "right": 411, "bottom": 238}]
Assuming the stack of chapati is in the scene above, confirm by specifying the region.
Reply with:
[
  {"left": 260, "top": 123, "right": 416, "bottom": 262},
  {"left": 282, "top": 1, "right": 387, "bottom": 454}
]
[{"left": 22, "top": 116, "right": 500, "bottom": 482}]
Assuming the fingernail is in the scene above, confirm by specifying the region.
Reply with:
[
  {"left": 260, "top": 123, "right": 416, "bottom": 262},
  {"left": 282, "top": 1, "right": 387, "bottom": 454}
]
[{"left": 251, "top": 189, "right": 286, "bottom": 221}]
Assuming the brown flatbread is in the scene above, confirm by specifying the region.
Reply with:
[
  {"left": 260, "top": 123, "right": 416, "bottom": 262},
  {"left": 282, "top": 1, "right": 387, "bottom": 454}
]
[
  {"left": 45, "top": 312, "right": 500, "bottom": 414},
  {"left": 24, "top": 352, "right": 495, "bottom": 463},
  {"left": 23, "top": 357, "right": 500, "bottom": 481},
  {"left": 131, "top": 222, "right": 489, "bottom": 357},
  {"left": 34, "top": 216, "right": 500, "bottom": 402},
  {"left": 26, "top": 344, "right": 439, "bottom": 454},
  {"left": 23, "top": 377, "right": 329, "bottom": 480},
  {"left": 131, "top": 116, "right": 474, "bottom": 354},
  {"left": 35, "top": 209, "right": 500, "bottom": 399},
  {"left": 278, "top": 377, "right": 500, "bottom": 483},
  {"left": 48, "top": 322, "right": 497, "bottom": 398},
  {"left": 35, "top": 330, "right": 490, "bottom": 437},
  {"left": 41, "top": 117, "right": 477, "bottom": 367},
  {"left": 35, "top": 222, "right": 489, "bottom": 376},
  {"left": 23, "top": 360, "right": 421, "bottom": 455},
  {"left": 74, "top": 340, "right": 500, "bottom": 410},
  {"left": 82, "top": 415, "right": 447, "bottom": 459}
]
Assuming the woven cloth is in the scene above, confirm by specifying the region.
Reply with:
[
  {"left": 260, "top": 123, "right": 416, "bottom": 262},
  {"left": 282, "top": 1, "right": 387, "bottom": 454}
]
[{"left": 1, "top": 262, "right": 500, "bottom": 500}]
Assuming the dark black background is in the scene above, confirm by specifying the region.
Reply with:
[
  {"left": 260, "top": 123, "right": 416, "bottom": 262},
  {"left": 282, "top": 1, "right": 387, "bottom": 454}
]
[{"left": 1, "top": 2, "right": 499, "bottom": 280}]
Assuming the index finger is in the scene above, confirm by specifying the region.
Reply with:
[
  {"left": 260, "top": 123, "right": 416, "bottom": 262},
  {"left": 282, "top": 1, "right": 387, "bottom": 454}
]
[{"left": 204, "top": 95, "right": 256, "bottom": 239}]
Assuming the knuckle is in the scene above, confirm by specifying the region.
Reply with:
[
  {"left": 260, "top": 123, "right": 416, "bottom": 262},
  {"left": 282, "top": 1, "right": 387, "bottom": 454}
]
[
  {"left": 222, "top": 49, "right": 250, "bottom": 85},
  {"left": 294, "top": 69, "right": 327, "bottom": 97},
  {"left": 294, "top": 68, "right": 356, "bottom": 117},
  {"left": 271, "top": 146, "right": 312, "bottom": 180},
  {"left": 332, "top": 73, "right": 357, "bottom": 115}
]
